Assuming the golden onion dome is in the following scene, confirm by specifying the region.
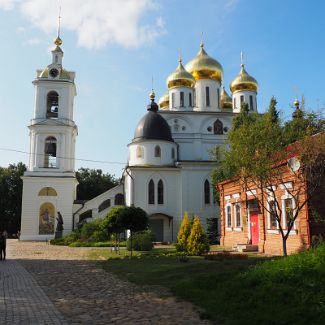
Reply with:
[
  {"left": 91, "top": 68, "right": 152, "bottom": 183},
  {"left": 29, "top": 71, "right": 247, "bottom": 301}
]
[
  {"left": 54, "top": 36, "right": 63, "bottom": 46},
  {"left": 167, "top": 59, "right": 195, "bottom": 89},
  {"left": 220, "top": 87, "right": 233, "bottom": 109},
  {"left": 159, "top": 92, "right": 169, "bottom": 110},
  {"left": 230, "top": 64, "right": 258, "bottom": 93},
  {"left": 185, "top": 42, "right": 223, "bottom": 82}
]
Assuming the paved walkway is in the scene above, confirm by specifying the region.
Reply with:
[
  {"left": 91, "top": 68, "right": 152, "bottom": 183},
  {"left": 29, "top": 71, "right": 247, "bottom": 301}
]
[
  {"left": 0, "top": 260, "right": 68, "bottom": 324},
  {"left": 1, "top": 240, "right": 209, "bottom": 324}
]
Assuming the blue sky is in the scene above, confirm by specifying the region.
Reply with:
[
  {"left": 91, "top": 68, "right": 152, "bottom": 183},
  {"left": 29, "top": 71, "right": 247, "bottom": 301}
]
[{"left": 0, "top": 0, "right": 324, "bottom": 178}]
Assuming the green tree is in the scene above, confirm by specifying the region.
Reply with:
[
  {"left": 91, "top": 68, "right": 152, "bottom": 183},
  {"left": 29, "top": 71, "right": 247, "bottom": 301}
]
[
  {"left": 176, "top": 211, "right": 191, "bottom": 252},
  {"left": 103, "top": 206, "right": 125, "bottom": 253},
  {"left": 206, "top": 218, "right": 219, "bottom": 244},
  {"left": 187, "top": 215, "right": 209, "bottom": 255},
  {"left": 0, "top": 162, "right": 26, "bottom": 234},
  {"left": 119, "top": 206, "right": 148, "bottom": 257},
  {"left": 213, "top": 97, "right": 325, "bottom": 256},
  {"left": 76, "top": 168, "right": 118, "bottom": 200}
]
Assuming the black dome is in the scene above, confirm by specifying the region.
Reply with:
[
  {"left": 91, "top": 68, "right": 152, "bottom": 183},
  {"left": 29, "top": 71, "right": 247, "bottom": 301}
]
[{"left": 133, "top": 101, "right": 173, "bottom": 143}]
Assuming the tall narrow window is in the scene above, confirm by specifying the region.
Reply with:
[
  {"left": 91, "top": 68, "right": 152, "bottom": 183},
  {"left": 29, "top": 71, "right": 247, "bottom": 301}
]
[
  {"left": 284, "top": 198, "right": 293, "bottom": 228},
  {"left": 171, "top": 148, "right": 175, "bottom": 159},
  {"left": 180, "top": 92, "right": 184, "bottom": 107},
  {"left": 217, "top": 88, "right": 220, "bottom": 108},
  {"left": 235, "top": 203, "right": 241, "bottom": 227},
  {"left": 206, "top": 87, "right": 210, "bottom": 106},
  {"left": 171, "top": 93, "right": 175, "bottom": 108},
  {"left": 193, "top": 91, "right": 196, "bottom": 107},
  {"left": 189, "top": 93, "right": 192, "bottom": 107},
  {"left": 154, "top": 145, "right": 161, "bottom": 157},
  {"left": 226, "top": 205, "right": 232, "bottom": 227},
  {"left": 240, "top": 95, "right": 244, "bottom": 106},
  {"left": 269, "top": 200, "right": 277, "bottom": 229},
  {"left": 249, "top": 95, "right": 254, "bottom": 110},
  {"left": 46, "top": 91, "right": 59, "bottom": 118},
  {"left": 204, "top": 180, "right": 210, "bottom": 204},
  {"left": 158, "top": 180, "right": 164, "bottom": 204},
  {"left": 44, "top": 136, "right": 57, "bottom": 168},
  {"left": 148, "top": 180, "right": 155, "bottom": 204},
  {"left": 234, "top": 97, "right": 237, "bottom": 109},
  {"left": 213, "top": 119, "right": 223, "bottom": 135}
]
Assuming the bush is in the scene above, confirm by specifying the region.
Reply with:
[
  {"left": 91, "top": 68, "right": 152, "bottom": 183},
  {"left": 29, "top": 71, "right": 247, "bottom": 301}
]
[
  {"left": 127, "top": 230, "right": 154, "bottom": 251},
  {"left": 176, "top": 211, "right": 191, "bottom": 252},
  {"left": 187, "top": 215, "right": 210, "bottom": 255},
  {"left": 50, "top": 232, "right": 80, "bottom": 246},
  {"left": 80, "top": 219, "right": 108, "bottom": 241}
]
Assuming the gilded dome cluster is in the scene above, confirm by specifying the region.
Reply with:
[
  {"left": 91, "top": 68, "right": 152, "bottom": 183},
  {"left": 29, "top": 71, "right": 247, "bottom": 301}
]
[
  {"left": 230, "top": 64, "right": 258, "bottom": 93},
  {"left": 159, "top": 42, "right": 258, "bottom": 110}
]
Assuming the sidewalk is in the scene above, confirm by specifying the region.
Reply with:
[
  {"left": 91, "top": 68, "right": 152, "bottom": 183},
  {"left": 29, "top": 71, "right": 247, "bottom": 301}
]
[{"left": 0, "top": 260, "right": 68, "bottom": 325}]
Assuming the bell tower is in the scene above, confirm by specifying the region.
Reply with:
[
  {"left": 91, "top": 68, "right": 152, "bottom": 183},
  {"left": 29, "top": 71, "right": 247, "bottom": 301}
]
[{"left": 20, "top": 28, "right": 78, "bottom": 240}]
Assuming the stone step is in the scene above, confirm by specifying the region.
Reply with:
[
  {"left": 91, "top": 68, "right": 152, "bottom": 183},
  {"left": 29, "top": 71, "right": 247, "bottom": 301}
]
[{"left": 236, "top": 244, "right": 259, "bottom": 252}]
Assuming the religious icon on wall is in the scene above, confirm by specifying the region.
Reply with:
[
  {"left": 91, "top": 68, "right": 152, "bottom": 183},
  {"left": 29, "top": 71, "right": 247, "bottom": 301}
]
[{"left": 39, "top": 202, "right": 55, "bottom": 235}]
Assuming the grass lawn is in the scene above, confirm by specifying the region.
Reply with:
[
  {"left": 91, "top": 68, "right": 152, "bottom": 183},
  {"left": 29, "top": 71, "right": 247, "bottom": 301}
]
[{"left": 101, "top": 246, "right": 325, "bottom": 325}]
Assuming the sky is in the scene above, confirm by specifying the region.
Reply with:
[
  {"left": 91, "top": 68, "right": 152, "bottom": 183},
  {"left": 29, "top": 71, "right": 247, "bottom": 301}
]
[{"left": 0, "top": 0, "right": 324, "bottom": 178}]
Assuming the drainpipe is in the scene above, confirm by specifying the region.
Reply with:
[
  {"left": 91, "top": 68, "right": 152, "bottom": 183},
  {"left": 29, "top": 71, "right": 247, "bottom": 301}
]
[{"left": 124, "top": 166, "right": 134, "bottom": 207}]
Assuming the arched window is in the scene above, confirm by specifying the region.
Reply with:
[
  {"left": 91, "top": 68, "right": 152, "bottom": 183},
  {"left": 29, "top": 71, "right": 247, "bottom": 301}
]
[
  {"left": 171, "top": 148, "right": 175, "bottom": 159},
  {"left": 46, "top": 91, "right": 59, "bottom": 118},
  {"left": 148, "top": 179, "right": 155, "bottom": 204},
  {"left": 98, "top": 199, "right": 111, "bottom": 212},
  {"left": 114, "top": 193, "right": 124, "bottom": 205},
  {"left": 39, "top": 202, "right": 55, "bottom": 235},
  {"left": 38, "top": 187, "right": 57, "bottom": 196},
  {"left": 213, "top": 119, "right": 223, "bottom": 135},
  {"left": 204, "top": 179, "right": 210, "bottom": 204},
  {"left": 154, "top": 145, "right": 161, "bottom": 158},
  {"left": 158, "top": 180, "right": 164, "bottom": 204},
  {"left": 44, "top": 136, "right": 57, "bottom": 168},
  {"left": 136, "top": 146, "right": 143, "bottom": 158}
]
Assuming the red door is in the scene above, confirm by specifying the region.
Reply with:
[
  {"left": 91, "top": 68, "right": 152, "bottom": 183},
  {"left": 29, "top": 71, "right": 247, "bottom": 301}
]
[{"left": 250, "top": 213, "right": 259, "bottom": 245}]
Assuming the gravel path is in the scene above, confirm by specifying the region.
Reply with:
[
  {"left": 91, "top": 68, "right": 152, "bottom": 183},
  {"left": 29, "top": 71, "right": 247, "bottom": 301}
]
[{"left": 5, "top": 240, "right": 209, "bottom": 324}]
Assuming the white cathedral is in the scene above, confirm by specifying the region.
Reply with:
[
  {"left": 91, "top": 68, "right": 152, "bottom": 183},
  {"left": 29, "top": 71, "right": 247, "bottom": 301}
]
[{"left": 20, "top": 35, "right": 258, "bottom": 242}]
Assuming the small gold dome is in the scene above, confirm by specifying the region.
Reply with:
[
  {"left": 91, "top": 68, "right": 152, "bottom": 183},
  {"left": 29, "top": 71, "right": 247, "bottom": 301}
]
[
  {"left": 54, "top": 36, "right": 63, "bottom": 46},
  {"left": 230, "top": 64, "right": 258, "bottom": 93},
  {"left": 220, "top": 87, "right": 233, "bottom": 109},
  {"left": 167, "top": 59, "right": 195, "bottom": 89},
  {"left": 293, "top": 98, "right": 300, "bottom": 108},
  {"left": 185, "top": 43, "right": 223, "bottom": 82},
  {"left": 159, "top": 92, "right": 169, "bottom": 110}
]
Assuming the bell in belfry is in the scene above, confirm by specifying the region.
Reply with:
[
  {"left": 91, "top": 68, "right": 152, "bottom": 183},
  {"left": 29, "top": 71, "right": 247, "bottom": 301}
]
[{"left": 45, "top": 142, "right": 56, "bottom": 157}]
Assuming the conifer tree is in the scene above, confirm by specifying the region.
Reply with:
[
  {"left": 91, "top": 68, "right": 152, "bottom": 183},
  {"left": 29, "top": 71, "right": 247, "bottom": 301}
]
[
  {"left": 187, "top": 215, "right": 209, "bottom": 255},
  {"left": 176, "top": 211, "right": 191, "bottom": 252}
]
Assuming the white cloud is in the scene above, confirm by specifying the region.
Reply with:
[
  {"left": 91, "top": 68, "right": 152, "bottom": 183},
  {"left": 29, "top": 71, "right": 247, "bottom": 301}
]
[
  {"left": 0, "top": 0, "right": 17, "bottom": 10},
  {"left": 24, "top": 38, "right": 41, "bottom": 45},
  {"left": 1, "top": 0, "right": 166, "bottom": 49}
]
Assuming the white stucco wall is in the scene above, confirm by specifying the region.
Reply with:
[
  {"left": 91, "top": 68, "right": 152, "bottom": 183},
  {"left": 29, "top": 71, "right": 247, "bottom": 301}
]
[{"left": 20, "top": 176, "right": 78, "bottom": 241}]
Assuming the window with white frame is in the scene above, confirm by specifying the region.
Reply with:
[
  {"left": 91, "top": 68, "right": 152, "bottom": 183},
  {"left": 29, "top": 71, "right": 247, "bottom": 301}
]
[
  {"left": 226, "top": 205, "right": 232, "bottom": 227},
  {"left": 235, "top": 203, "right": 241, "bottom": 227},
  {"left": 269, "top": 200, "right": 278, "bottom": 229}
]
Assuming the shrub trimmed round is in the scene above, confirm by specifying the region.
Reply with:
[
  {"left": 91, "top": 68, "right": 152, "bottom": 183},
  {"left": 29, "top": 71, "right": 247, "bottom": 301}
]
[{"left": 127, "top": 231, "right": 154, "bottom": 251}]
